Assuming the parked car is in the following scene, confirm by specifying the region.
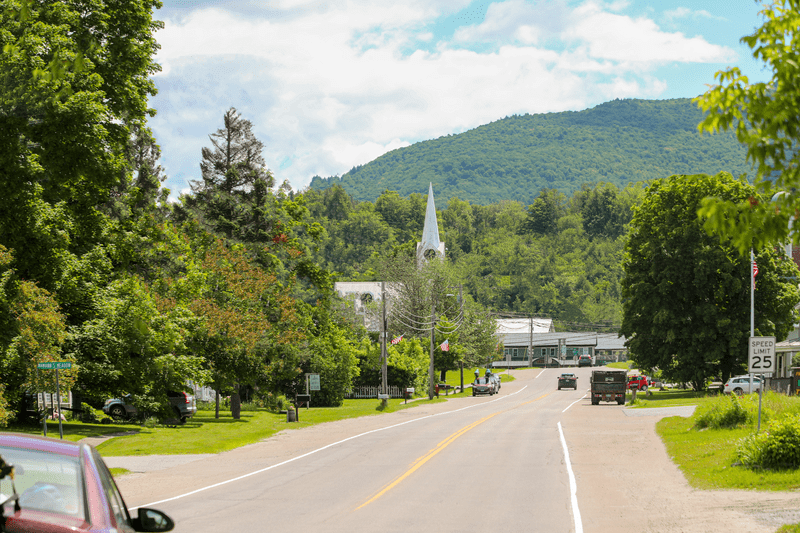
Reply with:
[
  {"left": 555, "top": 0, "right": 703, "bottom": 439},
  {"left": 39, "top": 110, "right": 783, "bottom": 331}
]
[
  {"left": 0, "top": 433, "right": 174, "bottom": 533},
  {"left": 558, "top": 373, "right": 578, "bottom": 390},
  {"left": 168, "top": 390, "right": 197, "bottom": 423},
  {"left": 724, "top": 376, "right": 762, "bottom": 395},
  {"left": 577, "top": 355, "right": 593, "bottom": 367},
  {"left": 472, "top": 377, "right": 495, "bottom": 396},
  {"left": 627, "top": 375, "right": 650, "bottom": 391},
  {"left": 102, "top": 394, "right": 137, "bottom": 420}
]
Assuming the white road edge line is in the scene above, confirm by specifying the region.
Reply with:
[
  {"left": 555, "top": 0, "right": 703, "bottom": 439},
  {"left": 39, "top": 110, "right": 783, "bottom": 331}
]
[
  {"left": 558, "top": 422, "right": 583, "bottom": 533},
  {"left": 562, "top": 393, "right": 587, "bottom": 413},
  {"left": 132, "top": 384, "right": 530, "bottom": 510}
]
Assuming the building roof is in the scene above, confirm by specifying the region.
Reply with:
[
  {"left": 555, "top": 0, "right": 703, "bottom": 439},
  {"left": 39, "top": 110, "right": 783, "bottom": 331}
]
[
  {"left": 501, "top": 331, "right": 601, "bottom": 347},
  {"left": 496, "top": 318, "right": 554, "bottom": 334},
  {"left": 595, "top": 333, "right": 627, "bottom": 351}
]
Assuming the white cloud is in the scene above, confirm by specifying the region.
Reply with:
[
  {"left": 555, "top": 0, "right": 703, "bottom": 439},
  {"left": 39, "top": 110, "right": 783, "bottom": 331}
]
[
  {"left": 664, "top": 7, "right": 726, "bottom": 23},
  {"left": 149, "top": 0, "right": 739, "bottom": 193}
]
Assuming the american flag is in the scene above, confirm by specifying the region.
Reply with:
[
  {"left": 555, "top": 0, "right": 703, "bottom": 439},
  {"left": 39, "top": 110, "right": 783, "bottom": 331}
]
[
  {"left": 439, "top": 339, "right": 450, "bottom": 352},
  {"left": 753, "top": 260, "right": 759, "bottom": 278},
  {"left": 390, "top": 335, "right": 403, "bottom": 345}
]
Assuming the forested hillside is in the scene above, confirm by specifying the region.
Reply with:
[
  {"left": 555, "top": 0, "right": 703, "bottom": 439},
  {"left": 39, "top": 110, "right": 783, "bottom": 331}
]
[{"left": 309, "top": 98, "right": 749, "bottom": 205}]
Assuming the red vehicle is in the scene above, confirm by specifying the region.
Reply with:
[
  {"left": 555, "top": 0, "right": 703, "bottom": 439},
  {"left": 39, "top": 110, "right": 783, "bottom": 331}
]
[
  {"left": 0, "top": 433, "right": 174, "bottom": 533},
  {"left": 627, "top": 375, "right": 650, "bottom": 391}
]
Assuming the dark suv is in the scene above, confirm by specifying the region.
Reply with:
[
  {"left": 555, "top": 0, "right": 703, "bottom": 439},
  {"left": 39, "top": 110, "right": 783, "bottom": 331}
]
[
  {"left": 168, "top": 390, "right": 197, "bottom": 424},
  {"left": 577, "top": 355, "right": 593, "bottom": 367}
]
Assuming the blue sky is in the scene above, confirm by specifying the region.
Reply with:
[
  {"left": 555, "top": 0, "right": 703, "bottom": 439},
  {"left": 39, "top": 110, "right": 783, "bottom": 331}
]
[{"left": 148, "top": 0, "right": 772, "bottom": 199}]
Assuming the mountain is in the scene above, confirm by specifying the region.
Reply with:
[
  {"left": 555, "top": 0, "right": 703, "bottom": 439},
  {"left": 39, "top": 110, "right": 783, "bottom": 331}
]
[{"left": 308, "top": 98, "right": 750, "bottom": 205}]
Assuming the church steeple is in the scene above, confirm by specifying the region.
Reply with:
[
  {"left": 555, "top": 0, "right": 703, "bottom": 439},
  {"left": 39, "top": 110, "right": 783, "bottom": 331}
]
[{"left": 416, "top": 183, "right": 445, "bottom": 266}]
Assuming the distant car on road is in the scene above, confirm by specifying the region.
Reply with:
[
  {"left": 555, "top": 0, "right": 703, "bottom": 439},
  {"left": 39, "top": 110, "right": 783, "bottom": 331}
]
[
  {"left": 724, "top": 376, "right": 762, "bottom": 395},
  {"left": 558, "top": 373, "right": 578, "bottom": 390},
  {"left": 472, "top": 377, "right": 495, "bottom": 396},
  {"left": 0, "top": 433, "right": 174, "bottom": 533},
  {"left": 102, "top": 394, "right": 137, "bottom": 420},
  {"left": 577, "top": 355, "right": 593, "bottom": 367},
  {"left": 627, "top": 375, "right": 650, "bottom": 391}
]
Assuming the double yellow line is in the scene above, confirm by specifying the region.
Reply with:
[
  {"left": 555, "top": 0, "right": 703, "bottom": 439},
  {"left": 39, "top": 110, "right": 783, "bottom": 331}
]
[{"left": 356, "top": 392, "right": 548, "bottom": 509}]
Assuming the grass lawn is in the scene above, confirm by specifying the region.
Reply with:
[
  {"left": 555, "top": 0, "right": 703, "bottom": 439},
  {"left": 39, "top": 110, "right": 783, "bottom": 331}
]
[
  {"left": 1, "top": 396, "right": 453, "bottom": 456},
  {"left": 2, "top": 421, "right": 143, "bottom": 443}
]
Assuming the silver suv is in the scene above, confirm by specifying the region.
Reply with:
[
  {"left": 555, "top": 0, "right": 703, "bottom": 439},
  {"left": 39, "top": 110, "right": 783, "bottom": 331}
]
[{"left": 168, "top": 390, "right": 197, "bottom": 424}]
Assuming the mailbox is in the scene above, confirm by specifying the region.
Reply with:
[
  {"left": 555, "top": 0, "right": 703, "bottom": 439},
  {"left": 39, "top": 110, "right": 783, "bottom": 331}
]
[{"left": 296, "top": 394, "right": 311, "bottom": 403}]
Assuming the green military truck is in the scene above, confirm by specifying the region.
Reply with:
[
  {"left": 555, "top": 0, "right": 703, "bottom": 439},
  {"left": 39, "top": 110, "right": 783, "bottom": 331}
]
[{"left": 590, "top": 370, "right": 626, "bottom": 405}]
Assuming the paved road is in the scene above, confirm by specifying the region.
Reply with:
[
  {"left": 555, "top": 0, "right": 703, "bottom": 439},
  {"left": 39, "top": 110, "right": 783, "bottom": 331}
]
[{"left": 113, "top": 369, "right": 800, "bottom": 533}]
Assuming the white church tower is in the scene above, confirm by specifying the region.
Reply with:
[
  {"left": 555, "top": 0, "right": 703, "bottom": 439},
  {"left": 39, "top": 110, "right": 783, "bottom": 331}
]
[{"left": 416, "top": 183, "right": 445, "bottom": 266}]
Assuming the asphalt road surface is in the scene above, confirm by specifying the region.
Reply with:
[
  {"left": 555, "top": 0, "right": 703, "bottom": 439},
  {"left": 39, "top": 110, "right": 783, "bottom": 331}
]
[{"left": 115, "top": 368, "right": 800, "bottom": 533}]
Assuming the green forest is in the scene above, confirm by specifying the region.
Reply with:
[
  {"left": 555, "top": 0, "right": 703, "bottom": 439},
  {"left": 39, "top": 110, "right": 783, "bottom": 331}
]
[{"left": 309, "top": 98, "right": 751, "bottom": 205}]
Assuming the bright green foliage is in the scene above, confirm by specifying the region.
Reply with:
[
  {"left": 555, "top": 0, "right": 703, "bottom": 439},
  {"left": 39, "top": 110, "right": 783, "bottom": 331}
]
[
  {"left": 0, "top": 246, "right": 72, "bottom": 419},
  {"left": 387, "top": 338, "right": 428, "bottom": 394},
  {"left": 737, "top": 415, "right": 800, "bottom": 469},
  {"left": 620, "top": 173, "right": 800, "bottom": 389},
  {"left": 308, "top": 325, "right": 360, "bottom": 407},
  {"left": 310, "top": 98, "right": 748, "bottom": 205},
  {"left": 694, "top": 394, "right": 754, "bottom": 429},
  {"left": 0, "top": 0, "right": 163, "bottom": 292},
  {"left": 521, "top": 189, "right": 566, "bottom": 235},
  {"left": 0, "top": 383, "right": 9, "bottom": 427},
  {"left": 66, "top": 277, "right": 210, "bottom": 412},
  {"left": 695, "top": 0, "right": 800, "bottom": 253}
]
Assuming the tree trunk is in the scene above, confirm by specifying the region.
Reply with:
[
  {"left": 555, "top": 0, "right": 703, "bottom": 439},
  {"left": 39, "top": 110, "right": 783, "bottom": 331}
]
[
  {"left": 231, "top": 386, "right": 241, "bottom": 420},
  {"left": 215, "top": 387, "right": 220, "bottom": 419}
]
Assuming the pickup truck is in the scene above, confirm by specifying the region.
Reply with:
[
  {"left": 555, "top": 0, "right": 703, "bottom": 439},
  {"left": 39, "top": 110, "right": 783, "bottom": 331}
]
[{"left": 591, "top": 370, "right": 626, "bottom": 405}]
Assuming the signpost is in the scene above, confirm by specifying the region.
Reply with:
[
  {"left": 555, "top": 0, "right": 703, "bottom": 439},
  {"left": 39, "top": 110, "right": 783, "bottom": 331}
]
[
  {"left": 36, "top": 361, "right": 72, "bottom": 439},
  {"left": 748, "top": 337, "right": 775, "bottom": 432}
]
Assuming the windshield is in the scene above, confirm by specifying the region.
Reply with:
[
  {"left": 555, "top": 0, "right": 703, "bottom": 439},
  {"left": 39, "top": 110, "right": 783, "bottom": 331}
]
[{"left": 0, "top": 446, "right": 85, "bottom": 520}]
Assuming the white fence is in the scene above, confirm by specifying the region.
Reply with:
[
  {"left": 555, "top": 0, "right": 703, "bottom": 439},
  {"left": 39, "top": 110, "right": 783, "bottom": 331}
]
[{"left": 345, "top": 385, "right": 406, "bottom": 399}]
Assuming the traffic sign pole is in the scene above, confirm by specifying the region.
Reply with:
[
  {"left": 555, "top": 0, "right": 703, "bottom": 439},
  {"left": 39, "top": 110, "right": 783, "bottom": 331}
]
[{"left": 55, "top": 369, "right": 63, "bottom": 439}]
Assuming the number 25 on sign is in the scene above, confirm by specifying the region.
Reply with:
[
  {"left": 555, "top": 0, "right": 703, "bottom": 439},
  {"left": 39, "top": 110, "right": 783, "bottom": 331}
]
[{"left": 749, "top": 336, "right": 776, "bottom": 374}]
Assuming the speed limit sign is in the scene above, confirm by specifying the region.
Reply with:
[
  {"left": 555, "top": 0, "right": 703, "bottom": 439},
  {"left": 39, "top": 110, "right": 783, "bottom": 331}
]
[{"left": 749, "top": 336, "right": 776, "bottom": 374}]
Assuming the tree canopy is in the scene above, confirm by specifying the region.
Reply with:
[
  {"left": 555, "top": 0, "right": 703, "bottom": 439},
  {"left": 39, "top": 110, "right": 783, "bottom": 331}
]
[{"left": 619, "top": 172, "right": 800, "bottom": 390}]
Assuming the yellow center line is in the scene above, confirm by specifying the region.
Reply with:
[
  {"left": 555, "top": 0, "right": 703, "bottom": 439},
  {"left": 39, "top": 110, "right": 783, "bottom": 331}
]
[{"left": 356, "top": 392, "right": 549, "bottom": 510}]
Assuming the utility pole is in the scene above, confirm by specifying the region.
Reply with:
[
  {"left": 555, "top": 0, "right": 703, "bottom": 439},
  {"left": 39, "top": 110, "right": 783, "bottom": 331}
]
[
  {"left": 381, "top": 282, "right": 388, "bottom": 407},
  {"left": 529, "top": 316, "right": 534, "bottom": 367},
  {"left": 429, "top": 298, "right": 436, "bottom": 400}
]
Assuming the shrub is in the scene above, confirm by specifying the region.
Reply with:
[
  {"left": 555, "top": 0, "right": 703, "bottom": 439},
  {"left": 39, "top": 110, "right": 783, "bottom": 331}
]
[
  {"left": 694, "top": 394, "right": 754, "bottom": 429},
  {"left": 737, "top": 415, "right": 800, "bottom": 469},
  {"left": 81, "top": 403, "right": 110, "bottom": 424}
]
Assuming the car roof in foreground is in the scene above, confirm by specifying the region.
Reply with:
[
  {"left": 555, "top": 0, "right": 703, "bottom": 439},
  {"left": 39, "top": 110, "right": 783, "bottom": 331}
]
[{"left": 0, "top": 432, "right": 82, "bottom": 457}]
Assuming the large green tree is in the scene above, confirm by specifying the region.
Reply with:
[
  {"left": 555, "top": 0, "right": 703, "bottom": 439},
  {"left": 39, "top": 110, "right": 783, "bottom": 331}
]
[
  {"left": 620, "top": 173, "right": 800, "bottom": 390},
  {"left": 0, "top": 0, "right": 162, "bottom": 291},
  {"left": 695, "top": 0, "right": 800, "bottom": 252}
]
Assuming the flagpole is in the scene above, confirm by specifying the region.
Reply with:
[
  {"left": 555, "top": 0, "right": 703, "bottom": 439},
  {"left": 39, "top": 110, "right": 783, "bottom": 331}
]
[{"left": 750, "top": 250, "right": 755, "bottom": 337}]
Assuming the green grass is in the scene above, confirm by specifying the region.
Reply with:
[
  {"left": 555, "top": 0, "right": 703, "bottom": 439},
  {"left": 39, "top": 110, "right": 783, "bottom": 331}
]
[
  {"left": 1, "top": 422, "right": 141, "bottom": 442},
  {"left": 654, "top": 392, "right": 800, "bottom": 492},
  {"left": 109, "top": 467, "right": 130, "bottom": 477},
  {"left": 627, "top": 388, "right": 714, "bottom": 408},
  {"left": 606, "top": 361, "right": 632, "bottom": 369},
  {"left": 96, "top": 397, "right": 451, "bottom": 456}
]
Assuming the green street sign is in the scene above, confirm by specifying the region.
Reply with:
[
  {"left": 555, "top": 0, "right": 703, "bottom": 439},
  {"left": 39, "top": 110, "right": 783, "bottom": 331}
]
[{"left": 37, "top": 362, "right": 72, "bottom": 370}]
